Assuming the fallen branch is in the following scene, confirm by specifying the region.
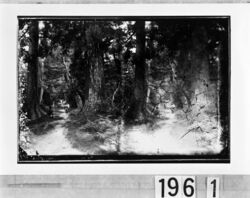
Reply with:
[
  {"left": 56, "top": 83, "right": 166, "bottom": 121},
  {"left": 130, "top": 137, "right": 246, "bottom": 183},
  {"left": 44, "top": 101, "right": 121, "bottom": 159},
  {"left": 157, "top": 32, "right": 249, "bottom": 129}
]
[{"left": 179, "top": 126, "right": 204, "bottom": 139}]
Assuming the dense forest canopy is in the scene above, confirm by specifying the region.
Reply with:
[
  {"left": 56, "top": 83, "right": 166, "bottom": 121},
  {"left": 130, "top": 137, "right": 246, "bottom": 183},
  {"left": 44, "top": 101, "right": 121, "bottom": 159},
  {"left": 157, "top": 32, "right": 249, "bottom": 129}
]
[{"left": 18, "top": 17, "right": 229, "bottom": 158}]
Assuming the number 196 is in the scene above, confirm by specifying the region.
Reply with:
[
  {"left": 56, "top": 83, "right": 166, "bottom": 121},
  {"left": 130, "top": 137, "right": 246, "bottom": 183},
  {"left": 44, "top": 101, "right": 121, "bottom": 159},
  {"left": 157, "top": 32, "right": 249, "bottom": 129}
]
[{"left": 156, "top": 176, "right": 196, "bottom": 198}]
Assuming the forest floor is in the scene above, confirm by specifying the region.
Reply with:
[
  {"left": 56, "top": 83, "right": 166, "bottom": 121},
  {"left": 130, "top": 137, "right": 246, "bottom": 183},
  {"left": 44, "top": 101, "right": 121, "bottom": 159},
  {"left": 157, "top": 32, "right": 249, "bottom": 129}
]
[{"left": 25, "top": 102, "right": 222, "bottom": 156}]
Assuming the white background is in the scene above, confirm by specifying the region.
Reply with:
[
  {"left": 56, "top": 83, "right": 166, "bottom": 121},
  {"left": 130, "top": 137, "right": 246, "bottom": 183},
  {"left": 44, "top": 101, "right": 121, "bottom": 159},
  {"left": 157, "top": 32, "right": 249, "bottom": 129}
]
[{"left": 0, "top": 4, "right": 249, "bottom": 175}]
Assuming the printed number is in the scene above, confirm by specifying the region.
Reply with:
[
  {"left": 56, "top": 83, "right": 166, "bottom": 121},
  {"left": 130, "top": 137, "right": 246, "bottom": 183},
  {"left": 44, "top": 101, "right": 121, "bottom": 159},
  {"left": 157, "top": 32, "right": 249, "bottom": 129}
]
[
  {"left": 159, "top": 178, "right": 165, "bottom": 198},
  {"left": 155, "top": 176, "right": 195, "bottom": 198},
  {"left": 207, "top": 177, "right": 219, "bottom": 198},
  {"left": 183, "top": 178, "right": 195, "bottom": 197},
  {"left": 210, "top": 179, "right": 216, "bottom": 197},
  {"left": 168, "top": 177, "right": 179, "bottom": 196}
]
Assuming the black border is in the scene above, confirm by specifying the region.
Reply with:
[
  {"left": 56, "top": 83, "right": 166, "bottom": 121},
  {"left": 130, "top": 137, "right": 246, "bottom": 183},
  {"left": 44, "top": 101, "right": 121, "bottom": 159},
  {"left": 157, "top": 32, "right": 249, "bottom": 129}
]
[{"left": 17, "top": 16, "right": 231, "bottom": 163}]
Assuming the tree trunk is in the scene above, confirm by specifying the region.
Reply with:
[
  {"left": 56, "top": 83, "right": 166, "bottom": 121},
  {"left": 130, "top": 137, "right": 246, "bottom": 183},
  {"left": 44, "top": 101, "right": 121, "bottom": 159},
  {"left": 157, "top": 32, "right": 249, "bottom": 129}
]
[
  {"left": 126, "top": 20, "right": 147, "bottom": 121},
  {"left": 26, "top": 20, "right": 46, "bottom": 120},
  {"left": 87, "top": 54, "right": 104, "bottom": 109},
  {"left": 80, "top": 53, "right": 91, "bottom": 110}
]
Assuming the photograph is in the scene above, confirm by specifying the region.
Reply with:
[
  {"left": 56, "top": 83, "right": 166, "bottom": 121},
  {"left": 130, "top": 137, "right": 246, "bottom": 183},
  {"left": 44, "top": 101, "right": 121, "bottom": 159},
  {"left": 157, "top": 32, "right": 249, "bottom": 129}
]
[{"left": 17, "top": 16, "right": 230, "bottom": 162}]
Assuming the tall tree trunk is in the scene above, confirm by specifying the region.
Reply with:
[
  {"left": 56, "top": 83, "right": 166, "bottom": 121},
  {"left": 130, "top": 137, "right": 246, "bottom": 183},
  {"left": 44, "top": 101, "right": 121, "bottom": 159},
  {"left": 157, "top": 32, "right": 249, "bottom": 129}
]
[
  {"left": 80, "top": 53, "right": 91, "bottom": 110},
  {"left": 126, "top": 20, "right": 147, "bottom": 121},
  {"left": 87, "top": 54, "right": 104, "bottom": 109},
  {"left": 26, "top": 20, "right": 46, "bottom": 120}
]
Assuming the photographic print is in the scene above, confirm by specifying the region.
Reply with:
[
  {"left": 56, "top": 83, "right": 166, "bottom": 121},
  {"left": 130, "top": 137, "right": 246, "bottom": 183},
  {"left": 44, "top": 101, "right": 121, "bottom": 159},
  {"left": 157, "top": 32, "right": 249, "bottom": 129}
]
[{"left": 17, "top": 16, "right": 230, "bottom": 162}]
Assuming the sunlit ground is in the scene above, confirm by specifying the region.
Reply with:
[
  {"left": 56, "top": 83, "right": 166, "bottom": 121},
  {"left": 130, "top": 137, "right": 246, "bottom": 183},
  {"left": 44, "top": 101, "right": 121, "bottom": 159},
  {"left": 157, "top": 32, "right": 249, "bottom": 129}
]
[{"left": 24, "top": 101, "right": 223, "bottom": 156}]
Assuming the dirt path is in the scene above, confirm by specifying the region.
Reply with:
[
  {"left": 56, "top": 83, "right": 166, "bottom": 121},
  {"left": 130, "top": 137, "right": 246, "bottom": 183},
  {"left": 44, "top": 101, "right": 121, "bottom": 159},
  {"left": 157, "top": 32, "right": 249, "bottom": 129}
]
[
  {"left": 30, "top": 108, "right": 84, "bottom": 155},
  {"left": 28, "top": 106, "right": 222, "bottom": 156}
]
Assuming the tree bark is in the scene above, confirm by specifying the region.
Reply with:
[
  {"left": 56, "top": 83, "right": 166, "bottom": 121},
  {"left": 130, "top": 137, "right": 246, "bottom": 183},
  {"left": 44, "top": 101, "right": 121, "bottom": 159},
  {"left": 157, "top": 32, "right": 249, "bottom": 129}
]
[
  {"left": 26, "top": 20, "right": 46, "bottom": 120},
  {"left": 75, "top": 50, "right": 104, "bottom": 112},
  {"left": 126, "top": 20, "right": 147, "bottom": 121},
  {"left": 87, "top": 54, "right": 104, "bottom": 109}
]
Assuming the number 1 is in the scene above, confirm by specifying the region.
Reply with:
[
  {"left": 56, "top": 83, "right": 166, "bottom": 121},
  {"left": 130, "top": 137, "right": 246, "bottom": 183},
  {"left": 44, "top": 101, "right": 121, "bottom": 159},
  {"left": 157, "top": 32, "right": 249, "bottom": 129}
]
[
  {"left": 159, "top": 178, "right": 165, "bottom": 198},
  {"left": 207, "top": 177, "right": 219, "bottom": 198},
  {"left": 211, "top": 179, "right": 216, "bottom": 197}
]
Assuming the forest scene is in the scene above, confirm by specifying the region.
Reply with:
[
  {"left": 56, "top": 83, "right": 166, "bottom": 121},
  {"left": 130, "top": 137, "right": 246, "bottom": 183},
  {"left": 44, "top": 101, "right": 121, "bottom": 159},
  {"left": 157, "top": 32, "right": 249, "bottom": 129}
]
[{"left": 18, "top": 17, "right": 230, "bottom": 161}]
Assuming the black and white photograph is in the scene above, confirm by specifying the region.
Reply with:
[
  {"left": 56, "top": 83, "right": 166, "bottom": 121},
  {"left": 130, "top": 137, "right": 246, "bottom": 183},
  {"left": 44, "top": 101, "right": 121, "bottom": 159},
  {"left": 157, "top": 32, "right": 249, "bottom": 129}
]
[{"left": 17, "top": 16, "right": 230, "bottom": 162}]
